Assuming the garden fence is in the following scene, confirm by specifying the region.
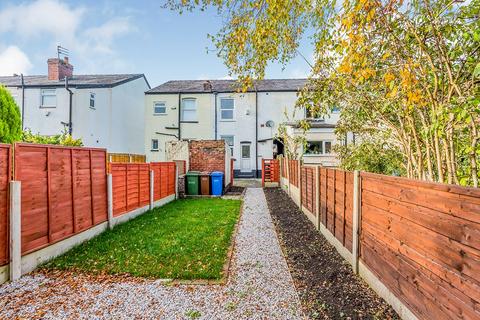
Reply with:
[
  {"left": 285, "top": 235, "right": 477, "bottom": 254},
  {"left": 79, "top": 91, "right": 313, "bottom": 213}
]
[
  {"left": 0, "top": 143, "right": 177, "bottom": 284},
  {"left": 279, "top": 158, "right": 480, "bottom": 320},
  {"left": 14, "top": 143, "right": 108, "bottom": 255},
  {"left": 0, "top": 144, "right": 11, "bottom": 267}
]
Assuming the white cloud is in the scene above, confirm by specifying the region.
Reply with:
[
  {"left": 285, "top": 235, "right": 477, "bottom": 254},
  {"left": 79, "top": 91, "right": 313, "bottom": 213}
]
[
  {"left": 0, "top": 0, "right": 84, "bottom": 42},
  {"left": 0, "top": 46, "right": 32, "bottom": 76},
  {"left": 0, "top": 0, "right": 136, "bottom": 74},
  {"left": 83, "top": 17, "right": 136, "bottom": 54}
]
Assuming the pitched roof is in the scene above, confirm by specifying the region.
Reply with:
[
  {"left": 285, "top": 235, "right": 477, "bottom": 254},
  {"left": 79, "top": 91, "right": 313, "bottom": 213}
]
[
  {"left": 146, "top": 78, "right": 307, "bottom": 94},
  {"left": 0, "top": 74, "right": 149, "bottom": 89}
]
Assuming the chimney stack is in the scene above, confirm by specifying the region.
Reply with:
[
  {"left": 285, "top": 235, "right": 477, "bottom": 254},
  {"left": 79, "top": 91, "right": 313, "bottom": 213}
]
[
  {"left": 203, "top": 80, "right": 212, "bottom": 92},
  {"left": 48, "top": 57, "right": 73, "bottom": 81}
]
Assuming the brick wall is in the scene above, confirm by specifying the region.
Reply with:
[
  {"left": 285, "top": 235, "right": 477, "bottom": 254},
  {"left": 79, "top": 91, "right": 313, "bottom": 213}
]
[{"left": 189, "top": 140, "right": 226, "bottom": 174}]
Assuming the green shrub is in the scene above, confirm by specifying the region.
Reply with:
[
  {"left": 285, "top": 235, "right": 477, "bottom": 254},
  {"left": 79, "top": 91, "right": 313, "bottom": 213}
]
[
  {"left": 0, "top": 85, "right": 22, "bottom": 143},
  {"left": 22, "top": 129, "right": 83, "bottom": 146}
]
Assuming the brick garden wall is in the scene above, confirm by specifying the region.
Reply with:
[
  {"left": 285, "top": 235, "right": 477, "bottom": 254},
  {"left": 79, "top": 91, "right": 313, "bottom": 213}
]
[{"left": 189, "top": 140, "right": 226, "bottom": 174}]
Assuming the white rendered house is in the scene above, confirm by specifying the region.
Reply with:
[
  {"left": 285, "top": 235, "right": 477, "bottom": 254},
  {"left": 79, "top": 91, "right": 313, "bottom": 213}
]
[
  {"left": 0, "top": 56, "right": 150, "bottom": 154},
  {"left": 145, "top": 79, "right": 344, "bottom": 177}
]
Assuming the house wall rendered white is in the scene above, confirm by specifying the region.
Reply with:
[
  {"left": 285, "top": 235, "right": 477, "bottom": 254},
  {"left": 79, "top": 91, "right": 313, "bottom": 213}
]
[
  {"left": 144, "top": 93, "right": 213, "bottom": 162},
  {"left": 110, "top": 77, "right": 149, "bottom": 154},
  {"left": 144, "top": 85, "right": 343, "bottom": 174},
  {"left": 4, "top": 77, "right": 149, "bottom": 154}
]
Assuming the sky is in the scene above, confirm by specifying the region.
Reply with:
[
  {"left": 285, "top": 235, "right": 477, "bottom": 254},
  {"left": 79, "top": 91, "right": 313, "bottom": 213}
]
[{"left": 0, "top": 0, "right": 313, "bottom": 87}]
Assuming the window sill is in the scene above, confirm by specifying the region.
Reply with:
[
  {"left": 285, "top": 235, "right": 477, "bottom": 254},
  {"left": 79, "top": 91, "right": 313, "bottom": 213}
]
[
  {"left": 90, "top": 107, "right": 96, "bottom": 110},
  {"left": 150, "top": 149, "right": 159, "bottom": 152},
  {"left": 153, "top": 113, "right": 167, "bottom": 116},
  {"left": 40, "top": 106, "right": 56, "bottom": 109},
  {"left": 180, "top": 121, "right": 199, "bottom": 123},
  {"left": 220, "top": 119, "right": 235, "bottom": 122}
]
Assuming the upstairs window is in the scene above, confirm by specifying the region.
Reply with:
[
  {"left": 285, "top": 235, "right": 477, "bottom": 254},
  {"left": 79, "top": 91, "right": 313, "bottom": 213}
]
[
  {"left": 151, "top": 139, "right": 159, "bottom": 151},
  {"left": 304, "top": 141, "right": 333, "bottom": 155},
  {"left": 220, "top": 98, "right": 234, "bottom": 120},
  {"left": 154, "top": 102, "right": 166, "bottom": 114},
  {"left": 90, "top": 93, "right": 95, "bottom": 109},
  {"left": 41, "top": 89, "right": 56, "bottom": 108},
  {"left": 181, "top": 98, "right": 197, "bottom": 121}
]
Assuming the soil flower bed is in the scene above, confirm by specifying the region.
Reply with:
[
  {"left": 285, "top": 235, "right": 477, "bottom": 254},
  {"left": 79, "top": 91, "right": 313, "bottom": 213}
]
[
  {"left": 42, "top": 198, "right": 242, "bottom": 280},
  {"left": 264, "top": 187, "right": 398, "bottom": 319}
]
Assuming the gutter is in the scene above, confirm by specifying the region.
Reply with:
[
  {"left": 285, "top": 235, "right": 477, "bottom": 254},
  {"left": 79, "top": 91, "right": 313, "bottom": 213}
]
[
  {"left": 21, "top": 74, "right": 25, "bottom": 130},
  {"left": 65, "top": 77, "right": 74, "bottom": 135}
]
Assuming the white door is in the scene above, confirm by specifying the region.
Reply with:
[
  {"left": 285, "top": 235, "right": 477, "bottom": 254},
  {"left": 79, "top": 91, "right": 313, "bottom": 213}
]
[{"left": 240, "top": 143, "right": 251, "bottom": 172}]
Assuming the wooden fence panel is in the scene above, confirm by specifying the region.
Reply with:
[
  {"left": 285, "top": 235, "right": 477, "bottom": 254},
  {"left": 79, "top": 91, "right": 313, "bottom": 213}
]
[
  {"left": 326, "top": 169, "right": 335, "bottom": 234},
  {"left": 0, "top": 144, "right": 11, "bottom": 266},
  {"left": 344, "top": 172, "right": 354, "bottom": 252},
  {"left": 288, "top": 160, "right": 299, "bottom": 187},
  {"left": 301, "top": 166, "right": 316, "bottom": 216},
  {"left": 15, "top": 144, "right": 107, "bottom": 255},
  {"left": 150, "top": 162, "right": 176, "bottom": 202},
  {"left": 111, "top": 163, "right": 150, "bottom": 216},
  {"left": 316, "top": 168, "right": 354, "bottom": 252},
  {"left": 359, "top": 172, "right": 480, "bottom": 320}
]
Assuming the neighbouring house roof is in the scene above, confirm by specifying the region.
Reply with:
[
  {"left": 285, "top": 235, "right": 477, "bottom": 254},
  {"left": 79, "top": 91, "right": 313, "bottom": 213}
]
[
  {"left": 146, "top": 79, "right": 308, "bottom": 94},
  {"left": 0, "top": 74, "right": 150, "bottom": 89}
]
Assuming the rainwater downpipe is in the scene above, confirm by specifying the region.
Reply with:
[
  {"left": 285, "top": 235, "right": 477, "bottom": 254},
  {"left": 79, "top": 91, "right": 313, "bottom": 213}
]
[
  {"left": 255, "top": 90, "right": 258, "bottom": 178},
  {"left": 21, "top": 74, "right": 25, "bottom": 130},
  {"left": 214, "top": 92, "right": 218, "bottom": 140},
  {"left": 65, "top": 77, "right": 73, "bottom": 135},
  {"left": 178, "top": 93, "right": 181, "bottom": 140}
]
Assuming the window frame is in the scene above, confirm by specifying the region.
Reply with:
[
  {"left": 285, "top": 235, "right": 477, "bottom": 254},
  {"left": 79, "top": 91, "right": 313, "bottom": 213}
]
[
  {"left": 40, "top": 88, "right": 57, "bottom": 108},
  {"left": 304, "top": 140, "right": 333, "bottom": 156},
  {"left": 89, "top": 92, "right": 95, "bottom": 109},
  {"left": 181, "top": 98, "right": 197, "bottom": 122},
  {"left": 220, "top": 98, "right": 235, "bottom": 121},
  {"left": 151, "top": 139, "right": 159, "bottom": 151},
  {"left": 221, "top": 135, "right": 234, "bottom": 156},
  {"left": 153, "top": 101, "right": 167, "bottom": 115}
]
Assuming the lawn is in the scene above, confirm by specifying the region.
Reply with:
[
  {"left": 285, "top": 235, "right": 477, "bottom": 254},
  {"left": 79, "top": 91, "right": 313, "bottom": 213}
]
[{"left": 42, "top": 198, "right": 242, "bottom": 280}]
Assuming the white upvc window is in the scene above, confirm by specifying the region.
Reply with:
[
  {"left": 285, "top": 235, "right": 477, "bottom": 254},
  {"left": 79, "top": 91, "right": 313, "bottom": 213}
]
[
  {"left": 221, "top": 135, "right": 234, "bottom": 156},
  {"left": 89, "top": 93, "right": 95, "bottom": 109},
  {"left": 154, "top": 102, "right": 166, "bottom": 115},
  {"left": 151, "top": 139, "right": 159, "bottom": 151},
  {"left": 304, "top": 140, "right": 333, "bottom": 155},
  {"left": 220, "top": 98, "right": 234, "bottom": 120},
  {"left": 41, "top": 89, "right": 56, "bottom": 108},
  {"left": 181, "top": 98, "right": 197, "bottom": 121}
]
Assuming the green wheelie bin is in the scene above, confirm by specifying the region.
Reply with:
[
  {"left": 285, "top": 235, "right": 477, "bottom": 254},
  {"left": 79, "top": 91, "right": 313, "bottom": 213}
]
[{"left": 186, "top": 171, "right": 200, "bottom": 195}]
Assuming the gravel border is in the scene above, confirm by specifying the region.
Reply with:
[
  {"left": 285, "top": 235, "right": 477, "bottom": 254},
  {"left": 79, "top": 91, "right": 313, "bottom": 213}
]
[{"left": 0, "top": 188, "right": 304, "bottom": 320}]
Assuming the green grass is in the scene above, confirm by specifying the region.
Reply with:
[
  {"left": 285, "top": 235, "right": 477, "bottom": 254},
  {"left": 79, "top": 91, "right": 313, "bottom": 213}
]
[{"left": 42, "top": 198, "right": 242, "bottom": 280}]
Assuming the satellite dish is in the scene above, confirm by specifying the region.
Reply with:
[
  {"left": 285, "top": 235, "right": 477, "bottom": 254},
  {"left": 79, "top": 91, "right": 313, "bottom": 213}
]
[{"left": 265, "top": 120, "right": 275, "bottom": 128}]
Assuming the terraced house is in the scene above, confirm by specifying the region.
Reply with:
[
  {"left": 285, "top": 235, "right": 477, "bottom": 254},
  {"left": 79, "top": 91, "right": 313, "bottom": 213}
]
[
  {"left": 0, "top": 56, "right": 150, "bottom": 154},
  {"left": 145, "top": 79, "right": 344, "bottom": 177}
]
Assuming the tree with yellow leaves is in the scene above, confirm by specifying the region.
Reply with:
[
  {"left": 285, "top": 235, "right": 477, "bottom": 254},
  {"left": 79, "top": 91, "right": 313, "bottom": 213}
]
[{"left": 167, "top": 0, "right": 480, "bottom": 186}]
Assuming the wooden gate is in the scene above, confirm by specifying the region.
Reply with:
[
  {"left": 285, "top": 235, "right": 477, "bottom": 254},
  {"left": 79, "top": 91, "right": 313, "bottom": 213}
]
[{"left": 261, "top": 159, "right": 280, "bottom": 187}]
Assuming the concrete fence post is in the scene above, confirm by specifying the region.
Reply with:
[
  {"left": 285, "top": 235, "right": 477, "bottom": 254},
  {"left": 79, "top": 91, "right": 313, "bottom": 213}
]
[
  {"left": 352, "top": 170, "right": 361, "bottom": 273},
  {"left": 286, "top": 158, "right": 291, "bottom": 196},
  {"left": 107, "top": 174, "right": 114, "bottom": 230},
  {"left": 298, "top": 160, "right": 302, "bottom": 208},
  {"left": 315, "top": 166, "right": 320, "bottom": 230},
  {"left": 9, "top": 181, "right": 21, "bottom": 281},
  {"left": 149, "top": 170, "right": 154, "bottom": 210},
  {"left": 175, "top": 164, "right": 179, "bottom": 199}
]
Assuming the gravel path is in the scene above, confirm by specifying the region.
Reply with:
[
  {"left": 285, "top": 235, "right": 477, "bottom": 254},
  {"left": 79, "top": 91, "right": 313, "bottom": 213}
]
[{"left": 0, "top": 188, "right": 304, "bottom": 320}]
